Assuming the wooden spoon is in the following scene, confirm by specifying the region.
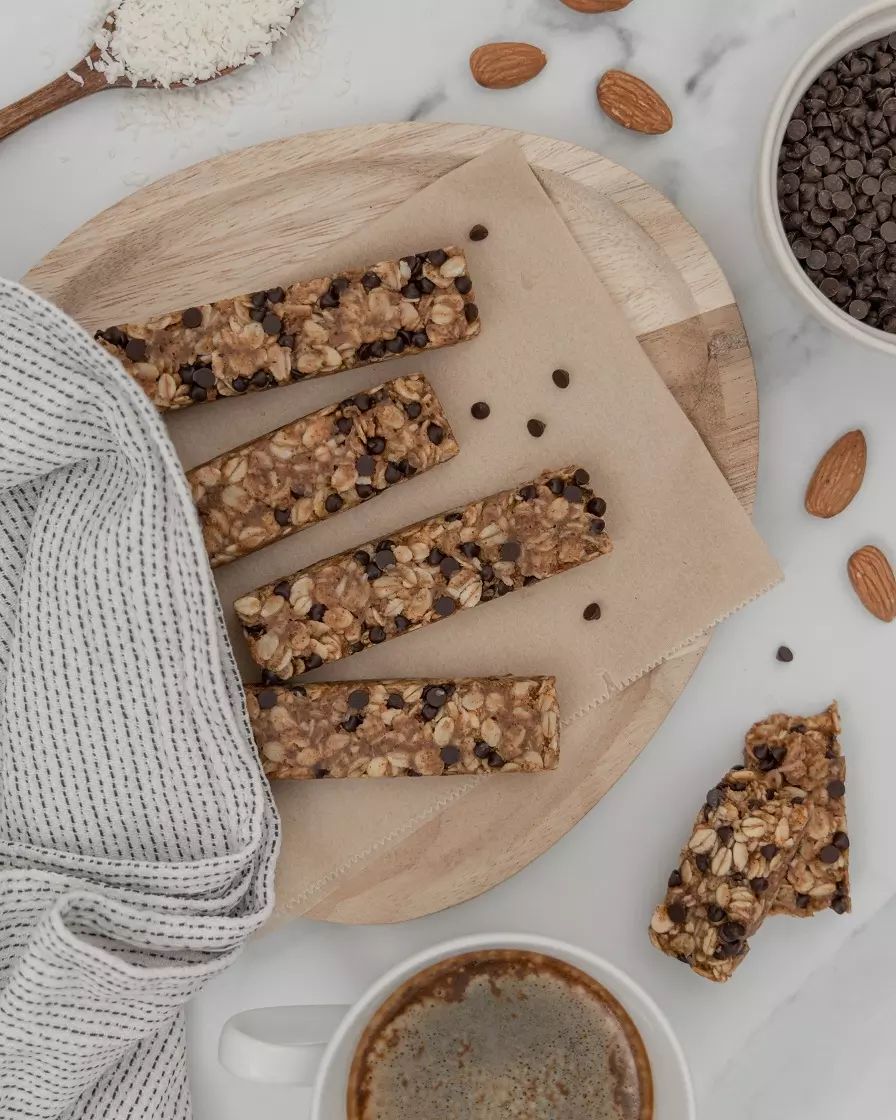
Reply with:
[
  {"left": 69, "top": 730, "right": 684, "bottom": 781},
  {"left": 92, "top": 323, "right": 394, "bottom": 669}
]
[{"left": 0, "top": 8, "right": 289, "bottom": 142}]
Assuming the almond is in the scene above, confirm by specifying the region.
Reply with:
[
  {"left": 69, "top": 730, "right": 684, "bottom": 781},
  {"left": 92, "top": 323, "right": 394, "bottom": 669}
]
[
  {"left": 560, "top": 0, "right": 634, "bottom": 10},
  {"left": 848, "top": 545, "right": 896, "bottom": 622},
  {"left": 470, "top": 42, "right": 547, "bottom": 90},
  {"left": 597, "top": 70, "right": 673, "bottom": 135},
  {"left": 805, "top": 430, "right": 866, "bottom": 518}
]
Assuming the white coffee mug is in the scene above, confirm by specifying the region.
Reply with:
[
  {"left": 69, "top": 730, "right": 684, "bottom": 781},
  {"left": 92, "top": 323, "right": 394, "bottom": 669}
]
[{"left": 219, "top": 932, "right": 695, "bottom": 1120}]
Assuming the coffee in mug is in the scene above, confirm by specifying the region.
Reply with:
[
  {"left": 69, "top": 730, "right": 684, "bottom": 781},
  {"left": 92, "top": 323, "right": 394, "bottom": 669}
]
[{"left": 347, "top": 948, "right": 653, "bottom": 1119}]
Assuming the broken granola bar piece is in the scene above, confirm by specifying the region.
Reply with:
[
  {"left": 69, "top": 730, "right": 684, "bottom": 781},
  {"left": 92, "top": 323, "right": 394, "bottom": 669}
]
[
  {"left": 189, "top": 374, "right": 459, "bottom": 567},
  {"left": 234, "top": 466, "right": 612, "bottom": 679},
  {"left": 744, "top": 703, "right": 850, "bottom": 917},
  {"left": 94, "top": 248, "right": 481, "bottom": 411},
  {"left": 247, "top": 676, "right": 559, "bottom": 779},
  {"left": 649, "top": 764, "right": 812, "bottom": 982}
]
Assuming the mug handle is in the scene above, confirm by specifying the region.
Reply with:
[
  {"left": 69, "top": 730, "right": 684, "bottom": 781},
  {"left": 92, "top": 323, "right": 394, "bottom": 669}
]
[{"left": 219, "top": 1005, "right": 350, "bottom": 1085}]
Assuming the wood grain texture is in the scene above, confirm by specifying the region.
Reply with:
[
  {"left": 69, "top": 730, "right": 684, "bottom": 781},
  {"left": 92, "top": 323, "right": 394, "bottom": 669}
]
[{"left": 23, "top": 123, "right": 758, "bottom": 926}]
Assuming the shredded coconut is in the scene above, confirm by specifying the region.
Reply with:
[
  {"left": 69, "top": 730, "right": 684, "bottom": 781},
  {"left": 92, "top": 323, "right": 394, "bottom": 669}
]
[
  {"left": 91, "top": 0, "right": 305, "bottom": 88},
  {"left": 103, "top": 0, "right": 331, "bottom": 136}
]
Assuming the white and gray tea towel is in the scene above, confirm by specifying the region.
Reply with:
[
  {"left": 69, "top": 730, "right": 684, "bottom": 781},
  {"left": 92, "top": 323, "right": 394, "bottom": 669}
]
[{"left": 0, "top": 279, "right": 279, "bottom": 1119}]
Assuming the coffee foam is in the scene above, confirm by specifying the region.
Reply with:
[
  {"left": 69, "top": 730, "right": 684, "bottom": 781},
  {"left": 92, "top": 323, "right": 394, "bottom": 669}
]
[{"left": 347, "top": 949, "right": 652, "bottom": 1120}]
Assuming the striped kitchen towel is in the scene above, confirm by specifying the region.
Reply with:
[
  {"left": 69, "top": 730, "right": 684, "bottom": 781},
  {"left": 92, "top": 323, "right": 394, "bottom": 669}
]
[{"left": 0, "top": 279, "right": 278, "bottom": 1119}]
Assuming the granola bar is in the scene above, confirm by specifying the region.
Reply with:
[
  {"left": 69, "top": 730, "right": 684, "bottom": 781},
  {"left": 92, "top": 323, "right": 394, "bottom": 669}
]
[
  {"left": 188, "top": 374, "right": 459, "bottom": 568},
  {"left": 744, "top": 704, "right": 850, "bottom": 918},
  {"left": 235, "top": 466, "right": 611, "bottom": 680},
  {"left": 247, "top": 676, "right": 559, "bottom": 779},
  {"left": 94, "top": 248, "right": 481, "bottom": 412},
  {"left": 649, "top": 765, "right": 813, "bottom": 982}
]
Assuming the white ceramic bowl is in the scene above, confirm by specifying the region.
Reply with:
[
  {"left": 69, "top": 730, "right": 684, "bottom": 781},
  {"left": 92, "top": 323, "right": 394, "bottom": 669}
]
[{"left": 758, "top": 0, "right": 896, "bottom": 354}]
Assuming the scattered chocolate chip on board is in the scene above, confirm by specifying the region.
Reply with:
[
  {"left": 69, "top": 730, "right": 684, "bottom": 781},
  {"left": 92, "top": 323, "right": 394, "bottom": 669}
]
[
  {"left": 94, "top": 248, "right": 481, "bottom": 411},
  {"left": 650, "top": 703, "right": 848, "bottom": 982},
  {"left": 235, "top": 466, "right": 611, "bottom": 680},
  {"left": 777, "top": 35, "right": 896, "bottom": 331},
  {"left": 188, "top": 374, "right": 459, "bottom": 567},
  {"left": 248, "top": 677, "right": 560, "bottom": 779}
]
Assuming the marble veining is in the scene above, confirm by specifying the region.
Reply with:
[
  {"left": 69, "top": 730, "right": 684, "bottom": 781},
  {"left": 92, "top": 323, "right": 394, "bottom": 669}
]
[{"left": 1, "top": 2, "right": 895, "bottom": 1119}]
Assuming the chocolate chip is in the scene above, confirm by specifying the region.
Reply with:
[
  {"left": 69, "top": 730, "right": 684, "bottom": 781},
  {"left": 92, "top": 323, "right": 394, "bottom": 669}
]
[
  {"left": 182, "top": 307, "right": 202, "bottom": 328},
  {"left": 354, "top": 550, "right": 370, "bottom": 568},
  {"left": 455, "top": 276, "right": 473, "bottom": 295},
  {"left": 496, "top": 581, "right": 512, "bottom": 596},
  {"left": 274, "top": 508, "right": 291, "bottom": 527},
  {"left": 439, "top": 557, "right": 461, "bottom": 579},
  {"left": 273, "top": 580, "right": 291, "bottom": 599},
  {"left": 434, "top": 596, "right": 455, "bottom": 616},
  {"left": 368, "top": 626, "right": 387, "bottom": 644},
  {"left": 827, "top": 778, "right": 846, "bottom": 798},
  {"left": 361, "top": 272, "right": 381, "bottom": 290},
  {"left": 325, "top": 494, "right": 343, "bottom": 514},
  {"left": 587, "top": 496, "right": 607, "bottom": 517},
  {"left": 707, "top": 904, "right": 726, "bottom": 923},
  {"left": 382, "top": 462, "right": 401, "bottom": 485},
  {"left": 464, "top": 303, "right": 479, "bottom": 323},
  {"left": 261, "top": 313, "right": 282, "bottom": 336},
  {"left": 667, "top": 901, "right": 687, "bottom": 924},
  {"left": 257, "top": 689, "right": 278, "bottom": 710},
  {"left": 354, "top": 455, "right": 375, "bottom": 478},
  {"left": 500, "top": 541, "right": 521, "bottom": 562},
  {"left": 830, "top": 895, "right": 848, "bottom": 914},
  {"left": 439, "top": 746, "right": 461, "bottom": 766},
  {"left": 313, "top": 766, "right": 329, "bottom": 779},
  {"left": 480, "top": 564, "right": 494, "bottom": 582},
  {"left": 668, "top": 869, "right": 682, "bottom": 888},
  {"left": 583, "top": 602, "right": 601, "bottom": 621},
  {"left": 460, "top": 542, "right": 480, "bottom": 559},
  {"left": 695, "top": 853, "right": 710, "bottom": 872},
  {"left": 547, "top": 477, "right": 564, "bottom": 496},
  {"left": 308, "top": 603, "right": 326, "bottom": 622},
  {"left": 427, "top": 423, "right": 444, "bottom": 445},
  {"left": 411, "top": 331, "right": 430, "bottom": 348},
  {"left": 563, "top": 485, "right": 583, "bottom": 503},
  {"left": 426, "top": 249, "right": 448, "bottom": 267},
  {"left": 717, "top": 825, "right": 734, "bottom": 844},
  {"left": 590, "top": 519, "right": 606, "bottom": 534},
  {"left": 401, "top": 283, "right": 421, "bottom": 301},
  {"left": 405, "top": 401, "right": 422, "bottom": 420},
  {"left": 423, "top": 686, "right": 448, "bottom": 709},
  {"left": 770, "top": 745, "right": 788, "bottom": 764},
  {"left": 819, "top": 844, "right": 841, "bottom": 865},
  {"left": 365, "top": 437, "right": 386, "bottom": 457},
  {"left": 720, "top": 920, "right": 746, "bottom": 944},
  {"left": 347, "top": 690, "right": 369, "bottom": 711},
  {"left": 776, "top": 645, "right": 794, "bottom": 662},
  {"left": 706, "top": 787, "right": 724, "bottom": 809},
  {"left": 469, "top": 224, "right": 489, "bottom": 241},
  {"left": 715, "top": 941, "right": 743, "bottom": 959},
  {"left": 335, "top": 417, "right": 353, "bottom": 436},
  {"left": 375, "top": 549, "right": 396, "bottom": 571},
  {"left": 471, "top": 401, "right": 490, "bottom": 419},
  {"left": 552, "top": 368, "right": 571, "bottom": 388},
  {"left": 833, "top": 830, "right": 850, "bottom": 850},
  {"left": 572, "top": 468, "right": 590, "bottom": 487},
  {"left": 488, "top": 751, "right": 505, "bottom": 768},
  {"left": 99, "top": 326, "right": 127, "bottom": 348},
  {"left": 384, "top": 693, "right": 405, "bottom": 711},
  {"left": 751, "top": 876, "right": 770, "bottom": 894},
  {"left": 795, "top": 893, "right": 810, "bottom": 909},
  {"left": 394, "top": 615, "right": 410, "bottom": 632},
  {"left": 250, "top": 369, "right": 270, "bottom": 388},
  {"left": 125, "top": 338, "right": 147, "bottom": 361},
  {"left": 189, "top": 385, "right": 208, "bottom": 403},
  {"left": 527, "top": 419, "right": 546, "bottom": 437}
]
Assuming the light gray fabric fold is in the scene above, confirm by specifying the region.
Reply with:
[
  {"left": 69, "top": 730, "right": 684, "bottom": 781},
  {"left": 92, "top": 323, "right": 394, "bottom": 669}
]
[{"left": 0, "top": 280, "right": 279, "bottom": 1119}]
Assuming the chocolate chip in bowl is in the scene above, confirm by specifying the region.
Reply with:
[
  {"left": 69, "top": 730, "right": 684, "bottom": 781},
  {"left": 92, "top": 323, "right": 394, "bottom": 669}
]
[{"left": 759, "top": 4, "right": 896, "bottom": 353}]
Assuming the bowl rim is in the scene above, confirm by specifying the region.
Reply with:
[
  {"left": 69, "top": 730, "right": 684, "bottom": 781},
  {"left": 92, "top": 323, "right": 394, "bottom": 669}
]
[{"left": 758, "top": 0, "right": 896, "bottom": 355}]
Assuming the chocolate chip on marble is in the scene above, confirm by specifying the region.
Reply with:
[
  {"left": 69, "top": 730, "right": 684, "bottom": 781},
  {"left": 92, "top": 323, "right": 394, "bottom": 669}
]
[
  {"left": 471, "top": 401, "right": 490, "bottom": 419},
  {"left": 469, "top": 224, "right": 489, "bottom": 241},
  {"left": 583, "top": 602, "right": 602, "bottom": 621},
  {"left": 552, "top": 368, "right": 571, "bottom": 388},
  {"left": 776, "top": 645, "right": 794, "bottom": 662},
  {"left": 527, "top": 419, "right": 546, "bottom": 437}
]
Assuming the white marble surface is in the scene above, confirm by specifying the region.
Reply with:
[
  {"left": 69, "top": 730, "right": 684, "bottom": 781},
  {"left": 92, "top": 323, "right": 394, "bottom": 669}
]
[{"left": 2, "top": 1, "right": 896, "bottom": 1117}]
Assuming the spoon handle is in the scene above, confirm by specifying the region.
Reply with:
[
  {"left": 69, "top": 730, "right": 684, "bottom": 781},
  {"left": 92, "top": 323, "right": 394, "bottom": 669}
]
[{"left": 0, "top": 65, "right": 106, "bottom": 142}]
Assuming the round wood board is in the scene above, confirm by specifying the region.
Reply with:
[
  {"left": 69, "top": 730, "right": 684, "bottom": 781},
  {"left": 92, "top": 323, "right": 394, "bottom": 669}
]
[{"left": 24, "top": 122, "right": 758, "bottom": 927}]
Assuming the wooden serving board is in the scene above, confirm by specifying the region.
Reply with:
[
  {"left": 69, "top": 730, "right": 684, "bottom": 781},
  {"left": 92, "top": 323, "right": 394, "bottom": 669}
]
[{"left": 24, "top": 123, "right": 758, "bottom": 926}]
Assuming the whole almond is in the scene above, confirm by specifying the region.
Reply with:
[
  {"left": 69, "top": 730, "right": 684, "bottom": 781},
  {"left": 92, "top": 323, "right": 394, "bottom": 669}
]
[
  {"left": 470, "top": 43, "right": 547, "bottom": 90},
  {"left": 848, "top": 545, "right": 896, "bottom": 622},
  {"left": 597, "top": 70, "right": 673, "bottom": 134},
  {"left": 805, "top": 430, "right": 866, "bottom": 518},
  {"left": 560, "top": 0, "right": 634, "bottom": 10}
]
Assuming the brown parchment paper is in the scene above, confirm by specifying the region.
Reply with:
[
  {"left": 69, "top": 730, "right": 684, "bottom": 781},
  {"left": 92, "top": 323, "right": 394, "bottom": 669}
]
[{"left": 167, "top": 141, "right": 782, "bottom": 919}]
